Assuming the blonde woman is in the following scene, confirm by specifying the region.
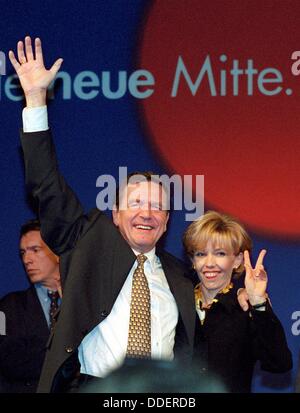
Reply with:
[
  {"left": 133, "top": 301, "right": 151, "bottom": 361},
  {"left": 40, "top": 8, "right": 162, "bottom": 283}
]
[{"left": 183, "top": 211, "right": 292, "bottom": 392}]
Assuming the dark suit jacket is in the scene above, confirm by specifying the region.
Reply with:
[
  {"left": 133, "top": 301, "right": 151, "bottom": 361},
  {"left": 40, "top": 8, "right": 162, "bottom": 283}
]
[
  {"left": 0, "top": 286, "right": 49, "bottom": 392},
  {"left": 21, "top": 129, "right": 195, "bottom": 393},
  {"left": 193, "top": 287, "right": 293, "bottom": 393}
]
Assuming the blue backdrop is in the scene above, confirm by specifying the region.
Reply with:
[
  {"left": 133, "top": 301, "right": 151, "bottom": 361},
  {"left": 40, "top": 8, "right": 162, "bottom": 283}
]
[{"left": 0, "top": 0, "right": 299, "bottom": 393}]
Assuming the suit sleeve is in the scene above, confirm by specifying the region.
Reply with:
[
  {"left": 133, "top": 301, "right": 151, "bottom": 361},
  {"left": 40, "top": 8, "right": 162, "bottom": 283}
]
[
  {"left": 20, "top": 129, "right": 87, "bottom": 255},
  {"left": 250, "top": 303, "right": 293, "bottom": 373}
]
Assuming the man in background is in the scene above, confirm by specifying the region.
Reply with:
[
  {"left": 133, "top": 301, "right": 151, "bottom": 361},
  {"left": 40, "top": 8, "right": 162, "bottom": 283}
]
[{"left": 0, "top": 219, "right": 61, "bottom": 392}]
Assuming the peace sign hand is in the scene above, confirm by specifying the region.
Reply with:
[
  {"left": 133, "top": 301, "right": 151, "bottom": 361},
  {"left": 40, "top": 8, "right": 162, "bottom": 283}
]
[{"left": 244, "top": 249, "right": 268, "bottom": 306}]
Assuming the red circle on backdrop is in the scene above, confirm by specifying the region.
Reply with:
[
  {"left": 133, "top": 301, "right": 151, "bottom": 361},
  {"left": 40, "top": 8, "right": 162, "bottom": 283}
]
[{"left": 138, "top": 0, "right": 300, "bottom": 238}]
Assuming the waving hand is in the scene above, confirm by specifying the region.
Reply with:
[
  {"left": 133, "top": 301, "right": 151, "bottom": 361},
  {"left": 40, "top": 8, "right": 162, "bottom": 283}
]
[{"left": 9, "top": 36, "right": 63, "bottom": 106}]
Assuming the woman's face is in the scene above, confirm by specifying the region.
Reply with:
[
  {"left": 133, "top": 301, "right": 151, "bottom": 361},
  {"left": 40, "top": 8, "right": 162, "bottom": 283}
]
[{"left": 192, "top": 240, "right": 243, "bottom": 295}]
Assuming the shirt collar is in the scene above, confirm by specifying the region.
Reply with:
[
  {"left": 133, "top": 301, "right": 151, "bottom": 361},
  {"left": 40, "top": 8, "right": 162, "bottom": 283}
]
[
  {"left": 131, "top": 247, "right": 158, "bottom": 272},
  {"left": 195, "top": 282, "right": 234, "bottom": 312},
  {"left": 35, "top": 283, "right": 60, "bottom": 300},
  {"left": 34, "top": 283, "right": 49, "bottom": 297}
]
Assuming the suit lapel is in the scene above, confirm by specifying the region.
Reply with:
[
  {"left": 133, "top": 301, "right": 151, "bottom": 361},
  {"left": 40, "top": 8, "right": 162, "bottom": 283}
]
[
  {"left": 158, "top": 252, "right": 195, "bottom": 347},
  {"left": 110, "top": 233, "right": 136, "bottom": 309}
]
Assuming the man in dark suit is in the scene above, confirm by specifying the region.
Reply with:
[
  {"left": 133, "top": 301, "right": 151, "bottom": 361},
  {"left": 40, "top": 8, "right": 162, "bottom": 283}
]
[
  {"left": 9, "top": 37, "right": 195, "bottom": 393},
  {"left": 0, "top": 220, "right": 61, "bottom": 392}
]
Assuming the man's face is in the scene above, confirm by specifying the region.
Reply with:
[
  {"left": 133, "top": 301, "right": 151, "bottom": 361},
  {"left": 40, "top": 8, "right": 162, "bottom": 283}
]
[
  {"left": 19, "top": 230, "right": 60, "bottom": 287},
  {"left": 112, "top": 181, "right": 169, "bottom": 253}
]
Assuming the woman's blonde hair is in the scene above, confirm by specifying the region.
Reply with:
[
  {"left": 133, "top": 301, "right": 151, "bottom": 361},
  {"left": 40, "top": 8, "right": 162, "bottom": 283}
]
[{"left": 183, "top": 211, "right": 252, "bottom": 276}]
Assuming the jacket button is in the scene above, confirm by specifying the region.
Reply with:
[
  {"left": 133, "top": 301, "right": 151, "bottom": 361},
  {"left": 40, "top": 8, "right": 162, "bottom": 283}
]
[
  {"left": 65, "top": 346, "right": 73, "bottom": 353},
  {"left": 101, "top": 310, "right": 108, "bottom": 317}
]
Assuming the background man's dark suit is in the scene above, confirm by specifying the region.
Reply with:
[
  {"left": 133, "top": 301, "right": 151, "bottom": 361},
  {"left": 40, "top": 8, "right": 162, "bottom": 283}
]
[
  {"left": 0, "top": 286, "right": 49, "bottom": 392},
  {"left": 21, "top": 129, "right": 195, "bottom": 393}
]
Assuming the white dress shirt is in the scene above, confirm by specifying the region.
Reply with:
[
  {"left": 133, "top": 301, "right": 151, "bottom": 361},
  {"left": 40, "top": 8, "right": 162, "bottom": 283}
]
[
  {"left": 78, "top": 248, "right": 178, "bottom": 378},
  {"left": 22, "top": 106, "right": 48, "bottom": 132}
]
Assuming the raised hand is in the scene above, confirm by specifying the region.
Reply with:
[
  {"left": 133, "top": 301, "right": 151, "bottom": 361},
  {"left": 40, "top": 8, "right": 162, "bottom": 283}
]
[
  {"left": 244, "top": 249, "right": 268, "bottom": 306},
  {"left": 9, "top": 36, "right": 63, "bottom": 107}
]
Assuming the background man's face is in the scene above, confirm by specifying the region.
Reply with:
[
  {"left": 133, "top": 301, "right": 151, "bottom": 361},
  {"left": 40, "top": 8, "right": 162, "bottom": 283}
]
[
  {"left": 19, "top": 230, "right": 60, "bottom": 286},
  {"left": 112, "top": 181, "right": 169, "bottom": 253}
]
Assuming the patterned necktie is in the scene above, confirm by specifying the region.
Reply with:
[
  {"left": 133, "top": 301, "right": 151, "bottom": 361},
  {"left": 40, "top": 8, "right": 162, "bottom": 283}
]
[
  {"left": 127, "top": 254, "right": 151, "bottom": 359},
  {"left": 48, "top": 290, "right": 60, "bottom": 331}
]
